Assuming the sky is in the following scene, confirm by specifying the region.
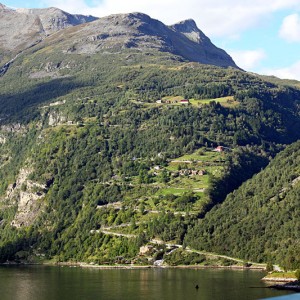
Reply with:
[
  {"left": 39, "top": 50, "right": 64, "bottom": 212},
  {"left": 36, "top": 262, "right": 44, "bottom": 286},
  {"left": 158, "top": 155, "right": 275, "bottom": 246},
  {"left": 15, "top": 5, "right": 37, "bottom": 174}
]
[{"left": 2, "top": 0, "right": 300, "bottom": 80}]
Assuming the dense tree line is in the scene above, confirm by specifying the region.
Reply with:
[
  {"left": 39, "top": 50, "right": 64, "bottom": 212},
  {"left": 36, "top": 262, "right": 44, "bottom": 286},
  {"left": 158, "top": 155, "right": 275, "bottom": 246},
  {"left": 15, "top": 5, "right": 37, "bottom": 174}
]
[
  {"left": 185, "top": 141, "right": 300, "bottom": 270},
  {"left": 0, "top": 47, "right": 299, "bottom": 266}
]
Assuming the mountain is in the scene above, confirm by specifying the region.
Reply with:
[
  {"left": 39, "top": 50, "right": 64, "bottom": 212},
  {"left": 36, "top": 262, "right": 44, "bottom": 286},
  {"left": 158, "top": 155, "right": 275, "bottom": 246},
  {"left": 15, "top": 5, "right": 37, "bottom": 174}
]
[
  {"left": 56, "top": 12, "right": 238, "bottom": 68},
  {"left": 185, "top": 140, "right": 300, "bottom": 270},
  {"left": 69, "top": 12, "right": 238, "bottom": 68},
  {"left": 0, "top": 5, "right": 299, "bottom": 268},
  {"left": 0, "top": 6, "right": 237, "bottom": 68},
  {"left": 0, "top": 3, "right": 98, "bottom": 62}
]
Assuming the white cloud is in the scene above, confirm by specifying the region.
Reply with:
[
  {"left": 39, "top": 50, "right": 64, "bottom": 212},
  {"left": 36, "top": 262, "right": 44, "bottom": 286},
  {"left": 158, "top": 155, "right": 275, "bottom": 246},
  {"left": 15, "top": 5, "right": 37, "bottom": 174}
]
[
  {"left": 279, "top": 13, "right": 300, "bottom": 42},
  {"left": 229, "top": 49, "right": 266, "bottom": 70},
  {"left": 262, "top": 60, "right": 300, "bottom": 80},
  {"left": 42, "top": 0, "right": 300, "bottom": 37}
]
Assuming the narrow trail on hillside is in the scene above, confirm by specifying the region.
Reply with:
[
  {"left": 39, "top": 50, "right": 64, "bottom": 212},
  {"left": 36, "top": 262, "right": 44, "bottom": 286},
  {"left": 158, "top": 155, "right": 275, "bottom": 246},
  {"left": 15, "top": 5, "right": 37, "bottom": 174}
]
[{"left": 92, "top": 226, "right": 265, "bottom": 266}]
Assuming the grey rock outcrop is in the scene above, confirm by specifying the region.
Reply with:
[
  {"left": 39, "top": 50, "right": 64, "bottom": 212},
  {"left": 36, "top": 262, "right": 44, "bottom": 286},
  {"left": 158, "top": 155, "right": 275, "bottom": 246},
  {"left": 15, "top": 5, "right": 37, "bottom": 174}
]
[
  {"left": 16, "top": 7, "right": 98, "bottom": 35},
  {"left": 3, "top": 168, "right": 47, "bottom": 228},
  {"left": 0, "top": 4, "right": 239, "bottom": 68},
  {"left": 55, "top": 12, "right": 238, "bottom": 68},
  {"left": 0, "top": 3, "right": 97, "bottom": 62},
  {"left": 48, "top": 111, "right": 67, "bottom": 126}
]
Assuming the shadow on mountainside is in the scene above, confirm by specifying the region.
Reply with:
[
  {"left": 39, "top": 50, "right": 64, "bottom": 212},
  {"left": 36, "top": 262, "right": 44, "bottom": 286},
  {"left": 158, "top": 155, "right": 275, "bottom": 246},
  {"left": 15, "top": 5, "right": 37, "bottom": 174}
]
[{"left": 0, "top": 77, "right": 88, "bottom": 124}]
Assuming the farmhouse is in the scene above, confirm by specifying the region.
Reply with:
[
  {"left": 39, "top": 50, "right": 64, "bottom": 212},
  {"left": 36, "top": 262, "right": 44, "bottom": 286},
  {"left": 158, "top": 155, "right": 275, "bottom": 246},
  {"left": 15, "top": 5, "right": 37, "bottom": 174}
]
[
  {"left": 214, "top": 146, "right": 224, "bottom": 152},
  {"left": 180, "top": 99, "right": 189, "bottom": 104},
  {"left": 213, "top": 146, "right": 231, "bottom": 152}
]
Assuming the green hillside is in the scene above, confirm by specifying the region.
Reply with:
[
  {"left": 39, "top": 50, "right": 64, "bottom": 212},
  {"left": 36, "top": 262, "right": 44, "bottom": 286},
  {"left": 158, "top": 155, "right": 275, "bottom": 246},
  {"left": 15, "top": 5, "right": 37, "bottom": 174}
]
[
  {"left": 185, "top": 140, "right": 300, "bottom": 270},
  {"left": 0, "top": 18, "right": 299, "bottom": 267}
]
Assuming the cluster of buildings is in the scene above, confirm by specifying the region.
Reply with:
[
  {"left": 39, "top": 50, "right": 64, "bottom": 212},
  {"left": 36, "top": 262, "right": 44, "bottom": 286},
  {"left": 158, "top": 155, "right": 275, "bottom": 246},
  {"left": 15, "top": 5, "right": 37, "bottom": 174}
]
[
  {"left": 176, "top": 169, "right": 207, "bottom": 176},
  {"left": 156, "top": 99, "right": 190, "bottom": 104}
]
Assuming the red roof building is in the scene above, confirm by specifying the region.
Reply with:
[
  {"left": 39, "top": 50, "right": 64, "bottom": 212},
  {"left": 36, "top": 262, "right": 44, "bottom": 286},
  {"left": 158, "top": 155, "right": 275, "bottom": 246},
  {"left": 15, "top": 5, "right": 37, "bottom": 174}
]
[{"left": 180, "top": 99, "right": 189, "bottom": 104}]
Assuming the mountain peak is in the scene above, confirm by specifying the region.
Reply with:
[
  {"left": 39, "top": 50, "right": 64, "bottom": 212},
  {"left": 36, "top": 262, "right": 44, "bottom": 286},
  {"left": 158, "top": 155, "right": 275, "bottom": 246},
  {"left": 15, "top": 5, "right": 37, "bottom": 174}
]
[
  {"left": 0, "top": 3, "right": 12, "bottom": 11},
  {"left": 0, "top": 4, "right": 98, "bottom": 60},
  {"left": 171, "top": 19, "right": 210, "bottom": 44},
  {"left": 0, "top": 6, "right": 238, "bottom": 69},
  {"left": 16, "top": 6, "right": 62, "bottom": 14},
  {"left": 125, "top": 12, "right": 152, "bottom": 20},
  {"left": 101, "top": 12, "right": 158, "bottom": 29},
  {"left": 174, "top": 19, "right": 198, "bottom": 30}
]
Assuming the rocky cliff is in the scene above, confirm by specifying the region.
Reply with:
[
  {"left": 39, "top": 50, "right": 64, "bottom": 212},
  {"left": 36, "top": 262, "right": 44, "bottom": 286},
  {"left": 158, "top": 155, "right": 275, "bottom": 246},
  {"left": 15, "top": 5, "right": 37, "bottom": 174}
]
[
  {"left": 0, "top": 4, "right": 238, "bottom": 68},
  {"left": 0, "top": 3, "right": 97, "bottom": 62},
  {"left": 55, "top": 12, "right": 238, "bottom": 68}
]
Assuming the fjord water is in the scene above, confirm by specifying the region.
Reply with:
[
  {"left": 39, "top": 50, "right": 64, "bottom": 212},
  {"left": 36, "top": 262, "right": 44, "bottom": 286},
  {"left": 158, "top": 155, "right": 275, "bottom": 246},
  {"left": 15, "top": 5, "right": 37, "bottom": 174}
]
[{"left": 0, "top": 266, "right": 293, "bottom": 300}]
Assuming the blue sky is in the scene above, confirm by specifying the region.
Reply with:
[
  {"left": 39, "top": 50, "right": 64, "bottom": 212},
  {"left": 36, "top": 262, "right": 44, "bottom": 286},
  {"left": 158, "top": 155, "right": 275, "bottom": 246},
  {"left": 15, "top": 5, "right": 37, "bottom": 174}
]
[{"left": 2, "top": 0, "right": 300, "bottom": 80}]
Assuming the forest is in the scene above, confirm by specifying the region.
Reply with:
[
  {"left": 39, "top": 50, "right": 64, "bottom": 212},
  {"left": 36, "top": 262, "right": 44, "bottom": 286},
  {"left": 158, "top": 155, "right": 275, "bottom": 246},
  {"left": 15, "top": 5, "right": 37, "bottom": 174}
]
[
  {"left": 185, "top": 141, "right": 300, "bottom": 270},
  {"left": 0, "top": 42, "right": 299, "bottom": 269}
]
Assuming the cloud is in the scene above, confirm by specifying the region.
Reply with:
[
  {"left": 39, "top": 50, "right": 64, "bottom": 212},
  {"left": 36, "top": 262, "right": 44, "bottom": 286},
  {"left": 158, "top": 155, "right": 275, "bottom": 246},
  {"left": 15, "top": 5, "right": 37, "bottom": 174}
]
[
  {"left": 42, "top": 0, "right": 300, "bottom": 37},
  {"left": 279, "top": 13, "right": 300, "bottom": 42},
  {"left": 229, "top": 49, "right": 266, "bottom": 70},
  {"left": 262, "top": 60, "right": 300, "bottom": 80}
]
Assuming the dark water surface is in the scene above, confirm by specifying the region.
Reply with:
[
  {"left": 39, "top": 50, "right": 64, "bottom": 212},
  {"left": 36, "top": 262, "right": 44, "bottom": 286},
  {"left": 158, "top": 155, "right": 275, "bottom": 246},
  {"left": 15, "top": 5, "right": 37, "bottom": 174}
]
[{"left": 0, "top": 266, "right": 294, "bottom": 300}]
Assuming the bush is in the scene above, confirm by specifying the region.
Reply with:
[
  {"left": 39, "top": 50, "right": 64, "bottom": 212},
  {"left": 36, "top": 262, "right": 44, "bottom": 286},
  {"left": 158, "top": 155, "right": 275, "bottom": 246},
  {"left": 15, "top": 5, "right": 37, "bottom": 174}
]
[
  {"left": 295, "top": 269, "right": 300, "bottom": 281},
  {"left": 266, "top": 262, "right": 274, "bottom": 272}
]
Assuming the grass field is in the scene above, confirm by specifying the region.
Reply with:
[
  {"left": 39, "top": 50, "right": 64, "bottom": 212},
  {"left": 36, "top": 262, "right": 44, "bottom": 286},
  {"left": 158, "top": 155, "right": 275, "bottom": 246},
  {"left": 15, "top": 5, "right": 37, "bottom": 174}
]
[
  {"left": 159, "top": 96, "right": 238, "bottom": 108},
  {"left": 155, "top": 187, "right": 191, "bottom": 196},
  {"left": 118, "top": 148, "right": 227, "bottom": 216},
  {"left": 170, "top": 148, "right": 226, "bottom": 162},
  {"left": 189, "top": 96, "right": 239, "bottom": 108}
]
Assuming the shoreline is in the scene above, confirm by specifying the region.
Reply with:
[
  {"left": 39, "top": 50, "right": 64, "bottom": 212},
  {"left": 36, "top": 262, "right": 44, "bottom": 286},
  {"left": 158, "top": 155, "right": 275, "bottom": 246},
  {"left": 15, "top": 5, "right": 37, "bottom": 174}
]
[
  {"left": 269, "top": 284, "right": 300, "bottom": 292},
  {"left": 262, "top": 277, "right": 297, "bottom": 283},
  {"left": 262, "top": 273, "right": 300, "bottom": 292},
  {"left": 0, "top": 261, "right": 266, "bottom": 271},
  {"left": 267, "top": 282, "right": 300, "bottom": 293}
]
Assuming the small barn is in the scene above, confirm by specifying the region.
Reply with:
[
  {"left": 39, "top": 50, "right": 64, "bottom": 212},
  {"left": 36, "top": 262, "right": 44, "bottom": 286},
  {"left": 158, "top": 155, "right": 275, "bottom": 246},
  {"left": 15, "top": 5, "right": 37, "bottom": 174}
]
[{"left": 180, "top": 99, "right": 189, "bottom": 104}]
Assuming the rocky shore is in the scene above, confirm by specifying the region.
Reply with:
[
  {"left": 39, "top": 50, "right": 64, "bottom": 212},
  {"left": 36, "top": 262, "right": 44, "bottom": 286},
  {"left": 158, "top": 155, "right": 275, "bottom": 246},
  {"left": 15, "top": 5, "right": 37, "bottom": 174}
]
[
  {"left": 262, "top": 273, "right": 300, "bottom": 292},
  {"left": 269, "top": 282, "right": 300, "bottom": 292}
]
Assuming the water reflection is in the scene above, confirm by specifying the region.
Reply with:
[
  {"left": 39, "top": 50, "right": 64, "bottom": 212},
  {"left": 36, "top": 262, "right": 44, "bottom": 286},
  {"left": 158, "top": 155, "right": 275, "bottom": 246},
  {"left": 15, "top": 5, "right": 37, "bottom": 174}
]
[{"left": 0, "top": 266, "right": 293, "bottom": 300}]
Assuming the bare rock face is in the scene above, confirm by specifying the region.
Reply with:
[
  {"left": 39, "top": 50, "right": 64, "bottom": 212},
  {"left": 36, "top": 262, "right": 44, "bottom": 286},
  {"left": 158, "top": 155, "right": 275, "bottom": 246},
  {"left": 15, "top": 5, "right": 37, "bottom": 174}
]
[
  {"left": 16, "top": 7, "right": 97, "bottom": 35},
  {"left": 0, "top": 5, "right": 42, "bottom": 57},
  {"left": 170, "top": 19, "right": 208, "bottom": 43},
  {"left": 0, "top": 123, "right": 26, "bottom": 133},
  {"left": 3, "top": 168, "right": 47, "bottom": 228},
  {"left": 48, "top": 111, "right": 67, "bottom": 126},
  {"left": 48, "top": 12, "right": 239, "bottom": 68},
  {"left": 0, "top": 3, "right": 97, "bottom": 62},
  {"left": 170, "top": 18, "right": 239, "bottom": 68},
  {"left": 0, "top": 5, "right": 239, "bottom": 68},
  {"left": 0, "top": 3, "right": 9, "bottom": 10},
  {"left": 0, "top": 134, "right": 6, "bottom": 144}
]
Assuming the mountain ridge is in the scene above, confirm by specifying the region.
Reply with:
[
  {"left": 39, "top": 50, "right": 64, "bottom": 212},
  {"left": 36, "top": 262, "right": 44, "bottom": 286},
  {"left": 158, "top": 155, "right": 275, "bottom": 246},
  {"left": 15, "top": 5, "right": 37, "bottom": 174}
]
[
  {"left": 0, "top": 3, "right": 299, "bottom": 270},
  {"left": 0, "top": 4, "right": 238, "bottom": 69},
  {"left": 185, "top": 140, "right": 300, "bottom": 270},
  {"left": 0, "top": 3, "right": 98, "bottom": 62}
]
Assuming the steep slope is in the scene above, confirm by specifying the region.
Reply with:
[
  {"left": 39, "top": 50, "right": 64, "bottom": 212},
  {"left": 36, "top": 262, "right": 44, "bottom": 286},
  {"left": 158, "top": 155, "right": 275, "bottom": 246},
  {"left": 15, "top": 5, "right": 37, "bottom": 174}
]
[
  {"left": 185, "top": 140, "right": 300, "bottom": 270},
  {"left": 0, "top": 50, "right": 299, "bottom": 265},
  {"left": 0, "top": 8, "right": 299, "bottom": 267},
  {"left": 39, "top": 12, "right": 238, "bottom": 68},
  {"left": 0, "top": 3, "right": 97, "bottom": 62},
  {"left": 15, "top": 7, "right": 98, "bottom": 35},
  {"left": 170, "top": 19, "right": 238, "bottom": 68},
  {"left": 0, "top": 6, "right": 237, "bottom": 69}
]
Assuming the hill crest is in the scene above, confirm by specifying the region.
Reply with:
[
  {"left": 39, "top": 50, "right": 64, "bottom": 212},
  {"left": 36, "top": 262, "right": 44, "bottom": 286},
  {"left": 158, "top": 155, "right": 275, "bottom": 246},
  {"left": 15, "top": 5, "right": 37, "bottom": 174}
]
[{"left": 0, "top": 5, "right": 238, "bottom": 68}]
